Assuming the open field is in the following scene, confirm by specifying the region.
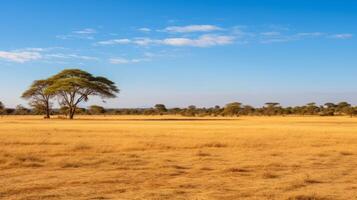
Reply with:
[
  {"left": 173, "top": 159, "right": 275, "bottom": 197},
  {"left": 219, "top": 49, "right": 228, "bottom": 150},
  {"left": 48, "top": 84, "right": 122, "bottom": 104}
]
[{"left": 0, "top": 116, "right": 356, "bottom": 200}]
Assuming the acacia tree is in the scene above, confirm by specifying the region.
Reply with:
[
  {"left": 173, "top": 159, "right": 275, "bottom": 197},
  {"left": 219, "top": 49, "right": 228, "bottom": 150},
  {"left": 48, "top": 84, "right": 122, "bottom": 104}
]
[
  {"left": 264, "top": 102, "right": 280, "bottom": 116},
  {"left": 89, "top": 105, "right": 106, "bottom": 115},
  {"left": 223, "top": 102, "right": 242, "bottom": 116},
  {"left": 22, "top": 79, "right": 53, "bottom": 118},
  {"left": 46, "top": 69, "right": 119, "bottom": 119},
  {"left": 0, "top": 101, "right": 4, "bottom": 116},
  {"left": 154, "top": 104, "right": 167, "bottom": 115}
]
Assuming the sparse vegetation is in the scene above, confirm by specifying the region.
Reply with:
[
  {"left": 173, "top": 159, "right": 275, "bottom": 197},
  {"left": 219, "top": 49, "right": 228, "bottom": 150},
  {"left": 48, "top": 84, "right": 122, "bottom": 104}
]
[
  {"left": 0, "top": 116, "right": 356, "bottom": 199},
  {"left": 11, "top": 99, "right": 357, "bottom": 118},
  {"left": 21, "top": 69, "right": 119, "bottom": 119}
]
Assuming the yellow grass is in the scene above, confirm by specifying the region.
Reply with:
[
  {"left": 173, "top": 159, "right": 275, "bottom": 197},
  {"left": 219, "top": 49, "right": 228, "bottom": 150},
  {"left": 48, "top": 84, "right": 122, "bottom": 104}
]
[{"left": 0, "top": 115, "right": 356, "bottom": 200}]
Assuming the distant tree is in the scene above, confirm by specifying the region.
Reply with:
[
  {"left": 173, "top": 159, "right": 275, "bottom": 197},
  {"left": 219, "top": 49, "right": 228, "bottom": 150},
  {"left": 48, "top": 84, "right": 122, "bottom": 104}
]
[
  {"left": 46, "top": 69, "right": 119, "bottom": 119},
  {"left": 264, "top": 102, "right": 280, "bottom": 116},
  {"left": 5, "top": 108, "right": 15, "bottom": 115},
  {"left": 22, "top": 79, "right": 53, "bottom": 118},
  {"left": 283, "top": 106, "right": 293, "bottom": 115},
  {"left": 240, "top": 105, "right": 255, "bottom": 115},
  {"left": 154, "top": 104, "right": 167, "bottom": 115},
  {"left": 14, "top": 105, "right": 30, "bottom": 115},
  {"left": 88, "top": 105, "right": 106, "bottom": 115},
  {"left": 303, "top": 102, "right": 319, "bottom": 115},
  {"left": 168, "top": 107, "right": 181, "bottom": 115},
  {"left": 222, "top": 102, "right": 242, "bottom": 116},
  {"left": 143, "top": 108, "right": 156, "bottom": 115},
  {"left": 59, "top": 106, "right": 69, "bottom": 117},
  {"left": 336, "top": 102, "right": 351, "bottom": 115},
  {"left": 0, "top": 101, "right": 4, "bottom": 116},
  {"left": 30, "top": 100, "right": 51, "bottom": 115},
  {"left": 75, "top": 107, "right": 87, "bottom": 115},
  {"left": 212, "top": 105, "right": 223, "bottom": 116},
  {"left": 322, "top": 102, "right": 337, "bottom": 116},
  {"left": 181, "top": 105, "right": 197, "bottom": 116}
]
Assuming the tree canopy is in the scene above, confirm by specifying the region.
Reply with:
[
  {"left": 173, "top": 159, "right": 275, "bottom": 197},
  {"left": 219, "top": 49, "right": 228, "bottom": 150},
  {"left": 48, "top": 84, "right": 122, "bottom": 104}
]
[
  {"left": 0, "top": 101, "right": 4, "bottom": 115},
  {"left": 45, "top": 69, "right": 119, "bottom": 119},
  {"left": 223, "top": 102, "right": 242, "bottom": 116},
  {"left": 22, "top": 79, "right": 53, "bottom": 118}
]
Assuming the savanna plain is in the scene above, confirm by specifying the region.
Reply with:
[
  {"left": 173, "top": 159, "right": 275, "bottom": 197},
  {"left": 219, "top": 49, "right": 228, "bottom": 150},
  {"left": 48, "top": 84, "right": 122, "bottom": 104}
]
[{"left": 0, "top": 116, "right": 356, "bottom": 200}]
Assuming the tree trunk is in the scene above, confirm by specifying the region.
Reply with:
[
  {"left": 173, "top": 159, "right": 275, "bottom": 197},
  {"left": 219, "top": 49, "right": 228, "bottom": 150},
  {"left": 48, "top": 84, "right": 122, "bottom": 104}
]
[
  {"left": 69, "top": 107, "right": 76, "bottom": 119},
  {"left": 45, "top": 101, "right": 50, "bottom": 119}
]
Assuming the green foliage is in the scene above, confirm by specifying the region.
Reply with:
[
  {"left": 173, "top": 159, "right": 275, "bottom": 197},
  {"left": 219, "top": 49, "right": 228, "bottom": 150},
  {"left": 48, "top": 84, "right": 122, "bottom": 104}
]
[
  {"left": 154, "top": 104, "right": 167, "bottom": 115},
  {"left": 0, "top": 101, "right": 4, "bottom": 115},
  {"left": 45, "top": 69, "right": 119, "bottom": 119},
  {"left": 223, "top": 102, "right": 242, "bottom": 116},
  {"left": 22, "top": 79, "right": 53, "bottom": 118},
  {"left": 89, "top": 105, "right": 106, "bottom": 115},
  {"left": 14, "top": 105, "right": 30, "bottom": 115},
  {"left": 264, "top": 102, "right": 282, "bottom": 116}
]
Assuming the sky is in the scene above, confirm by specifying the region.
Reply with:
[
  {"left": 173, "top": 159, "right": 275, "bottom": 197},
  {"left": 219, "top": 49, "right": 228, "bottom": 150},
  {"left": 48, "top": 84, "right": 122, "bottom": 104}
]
[{"left": 0, "top": 0, "right": 357, "bottom": 108}]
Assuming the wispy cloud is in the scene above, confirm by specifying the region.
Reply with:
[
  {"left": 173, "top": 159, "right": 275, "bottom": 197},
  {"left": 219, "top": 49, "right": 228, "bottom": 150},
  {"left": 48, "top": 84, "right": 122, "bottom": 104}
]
[
  {"left": 96, "top": 39, "right": 131, "bottom": 45},
  {"left": 163, "top": 25, "right": 222, "bottom": 33},
  {"left": 260, "top": 32, "right": 326, "bottom": 43},
  {"left": 73, "top": 28, "right": 97, "bottom": 34},
  {"left": 0, "top": 47, "right": 99, "bottom": 64},
  {"left": 261, "top": 31, "right": 281, "bottom": 36},
  {"left": 161, "top": 35, "right": 234, "bottom": 47},
  {"left": 56, "top": 28, "right": 97, "bottom": 40},
  {"left": 109, "top": 57, "right": 149, "bottom": 64},
  {"left": 138, "top": 27, "right": 151, "bottom": 32},
  {"left": 296, "top": 32, "right": 324, "bottom": 37},
  {"left": 329, "top": 33, "right": 353, "bottom": 39},
  {"left": 45, "top": 53, "right": 98, "bottom": 61},
  {"left": 96, "top": 34, "right": 235, "bottom": 47},
  {"left": 0, "top": 51, "right": 42, "bottom": 63}
]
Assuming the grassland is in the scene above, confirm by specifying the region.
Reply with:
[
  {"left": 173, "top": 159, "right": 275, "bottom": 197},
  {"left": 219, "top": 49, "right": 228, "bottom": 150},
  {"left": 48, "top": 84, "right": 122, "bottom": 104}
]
[{"left": 0, "top": 116, "right": 356, "bottom": 200}]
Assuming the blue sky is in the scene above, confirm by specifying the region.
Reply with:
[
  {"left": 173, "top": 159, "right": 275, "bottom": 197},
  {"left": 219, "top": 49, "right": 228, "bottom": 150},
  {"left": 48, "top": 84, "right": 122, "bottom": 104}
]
[{"left": 1, "top": 0, "right": 357, "bottom": 108}]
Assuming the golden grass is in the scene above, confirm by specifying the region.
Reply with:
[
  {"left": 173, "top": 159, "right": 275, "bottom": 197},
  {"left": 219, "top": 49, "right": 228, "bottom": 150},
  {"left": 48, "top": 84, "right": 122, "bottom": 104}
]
[{"left": 0, "top": 115, "right": 356, "bottom": 200}]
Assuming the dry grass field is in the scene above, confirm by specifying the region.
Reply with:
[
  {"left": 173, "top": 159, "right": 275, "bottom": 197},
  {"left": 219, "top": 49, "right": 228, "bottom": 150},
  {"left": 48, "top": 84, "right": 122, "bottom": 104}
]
[{"left": 0, "top": 116, "right": 356, "bottom": 200}]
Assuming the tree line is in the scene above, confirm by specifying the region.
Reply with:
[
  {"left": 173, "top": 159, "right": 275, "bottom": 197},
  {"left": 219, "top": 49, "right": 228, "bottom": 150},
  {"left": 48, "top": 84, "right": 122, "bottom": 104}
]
[
  {"left": 0, "top": 68, "right": 356, "bottom": 119},
  {"left": 1, "top": 101, "right": 357, "bottom": 118}
]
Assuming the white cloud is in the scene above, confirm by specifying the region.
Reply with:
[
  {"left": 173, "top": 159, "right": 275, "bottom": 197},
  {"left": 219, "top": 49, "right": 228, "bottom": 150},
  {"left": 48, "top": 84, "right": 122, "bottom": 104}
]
[
  {"left": 163, "top": 25, "right": 222, "bottom": 33},
  {"left": 138, "top": 28, "right": 151, "bottom": 32},
  {"left": 296, "top": 32, "right": 324, "bottom": 37},
  {"left": 329, "top": 33, "right": 353, "bottom": 39},
  {"left": 96, "top": 34, "right": 234, "bottom": 47},
  {"left": 161, "top": 35, "right": 234, "bottom": 47},
  {"left": 133, "top": 38, "right": 160, "bottom": 46},
  {"left": 261, "top": 32, "right": 325, "bottom": 43},
  {"left": 73, "top": 28, "right": 97, "bottom": 34},
  {"left": 46, "top": 53, "right": 98, "bottom": 61},
  {"left": 57, "top": 28, "right": 97, "bottom": 40},
  {"left": 109, "top": 57, "right": 149, "bottom": 64},
  {"left": 0, "top": 51, "right": 42, "bottom": 63},
  {"left": 19, "top": 48, "right": 46, "bottom": 52},
  {"left": 261, "top": 31, "right": 281, "bottom": 36},
  {"left": 96, "top": 39, "right": 131, "bottom": 45}
]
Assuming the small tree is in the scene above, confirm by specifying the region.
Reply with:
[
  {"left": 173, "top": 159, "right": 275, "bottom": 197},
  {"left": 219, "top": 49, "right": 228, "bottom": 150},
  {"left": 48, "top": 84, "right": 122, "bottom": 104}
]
[
  {"left": 14, "top": 105, "right": 30, "bottom": 115},
  {"left": 336, "top": 102, "right": 351, "bottom": 116},
  {"left": 46, "top": 69, "right": 119, "bottom": 119},
  {"left": 264, "top": 102, "right": 280, "bottom": 116},
  {"left": 89, "top": 105, "right": 106, "bottom": 115},
  {"left": 223, "top": 102, "right": 241, "bottom": 116},
  {"left": 22, "top": 79, "right": 53, "bottom": 118},
  {"left": 184, "top": 105, "right": 197, "bottom": 116},
  {"left": 154, "top": 104, "right": 167, "bottom": 115},
  {"left": 323, "top": 102, "right": 336, "bottom": 116},
  {"left": 0, "top": 101, "right": 4, "bottom": 116},
  {"left": 304, "top": 102, "right": 319, "bottom": 115},
  {"left": 30, "top": 100, "right": 51, "bottom": 115}
]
